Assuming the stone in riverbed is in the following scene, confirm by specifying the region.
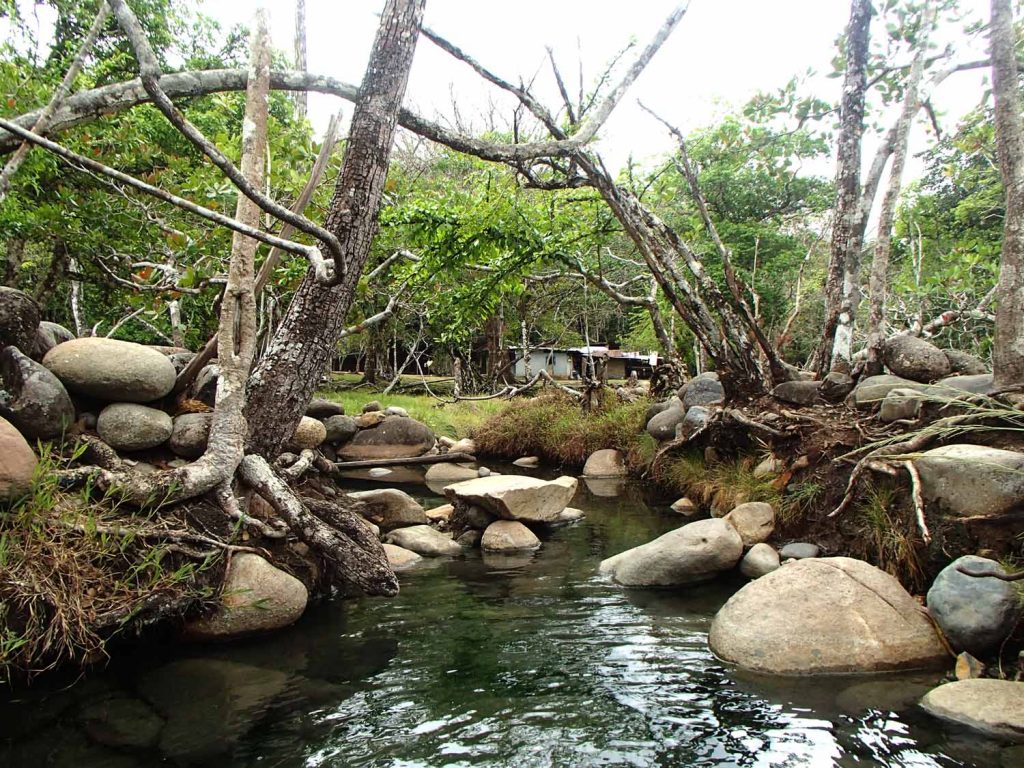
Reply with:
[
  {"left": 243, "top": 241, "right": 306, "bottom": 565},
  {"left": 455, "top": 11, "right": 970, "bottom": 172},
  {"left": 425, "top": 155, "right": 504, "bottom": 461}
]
[
  {"left": 79, "top": 695, "right": 165, "bottom": 749},
  {"left": 723, "top": 501, "right": 775, "bottom": 547},
  {"left": 0, "top": 286, "right": 40, "bottom": 353},
  {"left": 920, "top": 679, "right": 1024, "bottom": 741},
  {"left": 97, "top": 403, "right": 173, "bottom": 451},
  {"left": 169, "top": 412, "right": 212, "bottom": 458},
  {"left": 43, "top": 337, "right": 176, "bottom": 402},
  {"left": 670, "top": 497, "right": 698, "bottom": 515},
  {"left": 424, "top": 503, "right": 454, "bottom": 522},
  {"left": 348, "top": 488, "right": 427, "bottom": 532},
  {"left": 449, "top": 437, "right": 476, "bottom": 454},
  {"left": 386, "top": 525, "right": 462, "bottom": 557},
  {"left": 779, "top": 541, "right": 819, "bottom": 560},
  {"left": 338, "top": 415, "right": 435, "bottom": 460},
  {"left": 926, "top": 555, "right": 1022, "bottom": 656},
  {"left": 739, "top": 543, "right": 780, "bottom": 579},
  {"left": 583, "top": 448, "right": 627, "bottom": 478},
  {"left": 599, "top": 518, "right": 743, "bottom": 587},
  {"left": 513, "top": 455, "right": 539, "bottom": 468},
  {"left": 424, "top": 462, "right": 479, "bottom": 484},
  {"left": 709, "top": 557, "right": 946, "bottom": 675},
  {"left": 0, "top": 345, "right": 74, "bottom": 440},
  {"left": 481, "top": 520, "right": 541, "bottom": 552},
  {"left": 382, "top": 542, "right": 421, "bottom": 569},
  {"left": 444, "top": 474, "right": 577, "bottom": 523},
  {"left": 914, "top": 444, "right": 1024, "bottom": 518},
  {"left": 0, "top": 415, "right": 36, "bottom": 504},
  {"left": 184, "top": 553, "right": 307, "bottom": 640}
]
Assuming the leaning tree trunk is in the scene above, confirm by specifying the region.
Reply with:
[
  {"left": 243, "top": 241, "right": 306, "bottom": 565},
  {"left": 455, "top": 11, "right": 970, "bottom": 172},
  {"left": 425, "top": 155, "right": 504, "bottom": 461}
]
[
  {"left": 245, "top": 0, "right": 425, "bottom": 457},
  {"left": 990, "top": 0, "right": 1024, "bottom": 390},
  {"left": 819, "top": 0, "right": 872, "bottom": 376}
]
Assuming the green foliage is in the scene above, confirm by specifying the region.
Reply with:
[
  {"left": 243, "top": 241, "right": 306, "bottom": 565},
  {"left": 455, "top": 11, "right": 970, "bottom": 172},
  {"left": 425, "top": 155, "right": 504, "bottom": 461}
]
[{"left": 659, "top": 450, "right": 782, "bottom": 513}]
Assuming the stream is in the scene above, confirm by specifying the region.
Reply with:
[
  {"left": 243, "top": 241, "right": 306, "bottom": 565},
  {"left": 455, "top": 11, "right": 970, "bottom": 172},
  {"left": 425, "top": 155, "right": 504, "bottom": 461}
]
[{"left": 1, "top": 476, "right": 1018, "bottom": 767}]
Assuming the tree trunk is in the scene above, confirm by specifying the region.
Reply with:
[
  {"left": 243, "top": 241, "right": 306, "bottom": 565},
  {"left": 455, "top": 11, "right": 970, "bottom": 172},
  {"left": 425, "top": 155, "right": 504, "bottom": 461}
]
[
  {"left": 991, "top": 0, "right": 1024, "bottom": 390},
  {"left": 245, "top": 0, "right": 425, "bottom": 458},
  {"left": 293, "top": 0, "right": 308, "bottom": 121},
  {"left": 819, "top": 0, "right": 872, "bottom": 376}
]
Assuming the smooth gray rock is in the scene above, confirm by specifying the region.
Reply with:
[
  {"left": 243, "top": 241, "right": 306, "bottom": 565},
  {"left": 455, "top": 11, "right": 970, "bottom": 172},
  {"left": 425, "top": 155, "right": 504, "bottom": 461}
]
[
  {"left": 852, "top": 374, "right": 929, "bottom": 408},
  {"left": 820, "top": 371, "right": 855, "bottom": 402},
  {"left": 779, "top": 542, "right": 820, "bottom": 559},
  {"left": 771, "top": 380, "right": 820, "bottom": 406},
  {"left": 362, "top": 400, "right": 382, "bottom": 413},
  {"left": 920, "top": 680, "right": 1024, "bottom": 741},
  {"left": 0, "top": 286, "right": 39, "bottom": 353},
  {"left": 97, "top": 403, "right": 173, "bottom": 451},
  {"left": 914, "top": 444, "right": 1024, "bottom": 518},
  {"left": 32, "top": 320, "right": 75, "bottom": 359},
  {"left": 679, "top": 405, "right": 711, "bottom": 439},
  {"left": 384, "top": 405, "right": 409, "bottom": 417},
  {"left": 386, "top": 525, "right": 462, "bottom": 557},
  {"left": 424, "top": 462, "right": 479, "bottom": 483},
  {"left": 583, "top": 448, "right": 627, "bottom": 478},
  {"left": 944, "top": 349, "right": 988, "bottom": 376},
  {"left": 710, "top": 557, "right": 947, "bottom": 675},
  {"left": 926, "top": 555, "right": 1023, "bottom": 656},
  {"left": 930, "top": 373, "right": 995, "bottom": 397},
  {"left": 337, "top": 415, "right": 435, "bottom": 460},
  {"left": 513, "top": 456, "right": 540, "bottom": 467},
  {"left": 44, "top": 338, "right": 176, "bottom": 403},
  {"left": 166, "top": 351, "right": 196, "bottom": 374},
  {"left": 383, "top": 543, "right": 421, "bottom": 569},
  {"left": 739, "top": 543, "right": 781, "bottom": 579},
  {"left": 879, "top": 387, "right": 924, "bottom": 423},
  {"left": 723, "top": 502, "right": 775, "bottom": 547},
  {"left": 348, "top": 488, "right": 427, "bottom": 532},
  {"left": 599, "top": 518, "right": 743, "bottom": 587},
  {"left": 0, "top": 345, "right": 74, "bottom": 439},
  {"left": 190, "top": 363, "right": 219, "bottom": 407},
  {"left": 883, "top": 335, "right": 952, "bottom": 382},
  {"left": 305, "top": 397, "right": 345, "bottom": 419},
  {"left": 679, "top": 372, "right": 725, "bottom": 409},
  {"left": 481, "top": 520, "right": 541, "bottom": 552},
  {"left": 444, "top": 475, "right": 577, "bottom": 523},
  {"left": 169, "top": 412, "right": 212, "bottom": 458},
  {"left": 646, "top": 403, "right": 685, "bottom": 441},
  {"left": 323, "top": 414, "right": 358, "bottom": 444},
  {"left": 79, "top": 695, "right": 164, "bottom": 749},
  {"left": 645, "top": 397, "right": 677, "bottom": 425}
]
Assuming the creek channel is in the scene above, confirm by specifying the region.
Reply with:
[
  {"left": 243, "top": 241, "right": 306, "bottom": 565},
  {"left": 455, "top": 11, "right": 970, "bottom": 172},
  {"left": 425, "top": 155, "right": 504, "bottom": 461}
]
[{"left": 0, "top": 471, "right": 1016, "bottom": 767}]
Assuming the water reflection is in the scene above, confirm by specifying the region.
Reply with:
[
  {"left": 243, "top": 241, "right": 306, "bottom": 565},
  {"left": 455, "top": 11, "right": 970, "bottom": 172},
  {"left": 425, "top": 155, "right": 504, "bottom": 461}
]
[{"left": 0, "top": 475, "right": 1004, "bottom": 767}]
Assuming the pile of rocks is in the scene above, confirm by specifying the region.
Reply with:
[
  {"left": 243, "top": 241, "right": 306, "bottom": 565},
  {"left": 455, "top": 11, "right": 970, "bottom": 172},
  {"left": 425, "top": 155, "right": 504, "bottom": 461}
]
[{"left": 643, "top": 372, "right": 724, "bottom": 443}]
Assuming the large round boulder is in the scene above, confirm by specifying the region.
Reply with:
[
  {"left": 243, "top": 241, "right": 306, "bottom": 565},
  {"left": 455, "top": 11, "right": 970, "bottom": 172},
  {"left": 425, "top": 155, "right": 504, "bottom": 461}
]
[
  {"left": 882, "top": 335, "right": 952, "bottom": 382},
  {"left": 0, "top": 415, "right": 36, "bottom": 504},
  {"left": 914, "top": 444, "right": 1024, "bottom": 518},
  {"left": 926, "top": 555, "right": 1022, "bottom": 656},
  {"left": 43, "top": 338, "right": 176, "bottom": 402},
  {"left": 646, "top": 402, "right": 685, "bottom": 441},
  {"left": 169, "top": 412, "right": 213, "bottom": 458},
  {"left": 32, "top": 320, "right": 75, "bottom": 359},
  {"left": 851, "top": 374, "right": 929, "bottom": 408},
  {"left": 0, "top": 286, "right": 40, "bottom": 353},
  {"left": 679, "top": 372, "right": 725, "bottom": 409},
  {"left": 583, "top": 448, "right": 627, "bottom": 478},
  {"left": 709, "top": 557, "right": 947, "bottom": 675},
  {"left": 771, "top": 380, "right": 820, "bottom": 406},
  {"left": 337, "top": 415, "right": 435, "bottom": 461},
  {"left": 599, "top": 518, "right": 743, "bottom": 587},
  {"left": 385, "top": 525, "right": 462, "bottom": 557},
  {"left": 0, "top": 345, "right": 74, "bottom": 440},
  {"left": 184, "top": 553, "right": 307, "bottom": 640},
  {"left": 443, "top": 475, "right": 577, "bottom": 523},
  {"left": 943, "top": 349, "right": 988, "bottom": 376},
  {"left": 920, "top": 679, "right": 1024, "bottom": 741},
  {"left": 481, "top": 520, "right": 541, "bottom": 552},
  {"left": 97, "top": 403, "right": 173, "bottom": 451},
  {"left": 348, "top": 488, "right": 428, "bottom": 532},
  {"left": 288, "top": 416, "right": 327, "bottom": 451}
]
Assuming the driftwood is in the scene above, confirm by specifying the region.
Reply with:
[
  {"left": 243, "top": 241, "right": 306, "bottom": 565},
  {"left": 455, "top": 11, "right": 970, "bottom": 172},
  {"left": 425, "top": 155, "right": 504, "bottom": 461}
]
[{"left": 331, "top": 452, "right": 476, "bottom": 470}]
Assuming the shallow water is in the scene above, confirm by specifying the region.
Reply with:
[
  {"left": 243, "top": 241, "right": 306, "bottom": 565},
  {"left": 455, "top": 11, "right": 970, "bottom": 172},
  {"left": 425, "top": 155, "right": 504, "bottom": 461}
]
[{"left": 1, "top": 478, "right": 1018, "bottom": 767}]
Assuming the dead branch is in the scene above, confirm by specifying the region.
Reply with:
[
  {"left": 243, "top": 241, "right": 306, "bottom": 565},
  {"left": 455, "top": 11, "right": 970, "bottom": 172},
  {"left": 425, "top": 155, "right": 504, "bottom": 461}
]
[
  {"left": 331, "top": 452, "right": 476, "bottom": 471},
  {"left": 903, "top": 459, "right": 931, "bottom": 544},
  {"left": 957, "top": 565, "right": 1024, "bottom": 581}
]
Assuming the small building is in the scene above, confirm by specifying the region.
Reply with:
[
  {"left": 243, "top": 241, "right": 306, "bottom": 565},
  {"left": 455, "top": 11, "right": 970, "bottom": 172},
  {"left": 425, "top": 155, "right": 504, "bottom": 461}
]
[
  {"left": 510, "top": 347, "right": 575, "bottom": 379},
  {"left": 509, "top": 345, "right": 661, "bottom": 380}
]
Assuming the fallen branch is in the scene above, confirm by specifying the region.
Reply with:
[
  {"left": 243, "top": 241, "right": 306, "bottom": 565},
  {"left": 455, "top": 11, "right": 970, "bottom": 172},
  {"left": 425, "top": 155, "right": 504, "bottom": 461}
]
[
  {"left": 957, "top": 565, "right": 1024, "bottom": 581},
  {"left": 903, "top": 459, "right": 931, "bottom": 544},
  {"left": 331, "top": 452, "right": 476, "bottom": 471}
]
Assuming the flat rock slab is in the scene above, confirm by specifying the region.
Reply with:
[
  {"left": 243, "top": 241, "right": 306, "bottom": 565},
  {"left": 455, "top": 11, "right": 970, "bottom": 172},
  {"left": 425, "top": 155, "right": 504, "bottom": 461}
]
[
  {"left": 444, "top": 474, "right": 577, "bottom": 523},
  {"left": 920, "top": 679, "right": 1024, "bottom": 741},
  {"left": 709, "top": 557, "right": 946, "bottom": 675},
  {"left": 852, "top": 374, "right": 929, "bottom": 408}
]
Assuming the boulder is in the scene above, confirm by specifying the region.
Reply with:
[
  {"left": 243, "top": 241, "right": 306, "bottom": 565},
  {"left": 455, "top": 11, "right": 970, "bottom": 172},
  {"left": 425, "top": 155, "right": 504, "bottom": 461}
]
[
  {"left": 43, "top": 338, "right": 176, "bottom": 402},
  {"left": 0, "top": 415, "right": 36, "bottom": 504},
  {"left": 0, "top": 346, "right": 74, "bottom": 439},
  {"left": 646, "top": 402, "right": 685, "bottom": 441},
  {"left": 190, "top": 364, "right": 219, "bottom": 407},
  {"left": 169, "top": 412, "right": 212, "bottom": 458},
  {"left": 679, "top": 372, "right": 725, "bottom": 409},
  {"left": 337, "top": 415, "right": 435, "bottom": 461},
  {"left": 851, "top": 374, "right": 929, "bottom": 407},
  {"left": 424, "top": 503, "right": 454, "bottom": 522},
  {"left": 930, "top": 373, "right": 995, "bottom": 397},
  {"left": 79, "top": 695, "right": 165, "bottom": 750},
  {"left": 920, "top": 680, "right": 1024, "bottom": 741},
  {"left": 424, "top": 462, "right": 479, "bottom": 484},
  {"left": 820, "top": 371, "right": 855, "bottom": 403},
  {"left": 723, "top": 501, "right": 775, "bottom": 547},
  {"left": 382, "top": 543, "right": 422, "bottom": 569},
  {"left": 926, "top": 555, "right": 1022, "bottom": 656},
  {"left": 771, "top": 380, "right": 820, "bottom": 406},
  {"left": 883, "top": 335, "right": 952, "bottom": 382},
  {"left": 348, "top": 488, "right": 427, "bottom": 532},
  {"left": 878, "top": 387, "right": 924, "bottom": 423},
  {"left": 547, "top": 506, "right": 586, "bottom": 527},
  {"left": 167, "top": 351, "right": 196, "bottom": 374},
  {"left": 185, "top": 553, "right": 307, "bottom": 639},
  {"left": 0, "top": 286, "right": 40, "bottom": 353},
  {"left": 481, "top": 520, "right": 541, "bottom": 552},
  {"left": 323, "top": 414, "right": 358, "bottom": 445},
  {"left": 288, "top": 416, "right": 327, "bottom": 451},
  {"left": 914, "top": 444, "right": 1024, "bottom": 518},
  {"left": 944, "top": 349, "right": 988, "bottom": 376},
  {"left": 582, "top": 448, "right": 627, "bottom": 478},
  {"left": 779, "top": 542, "right": 820, "bottom": 560},
  {"left": 384, "top": 405, "right": 409, "bottom": 417},
  {"left": 739, "top": 543, "right": 780, "bottom": 579},
  {"left": 955, "top": 652, "right": 986, "bottom": 680},
  {"left": 444, "top": 475, "right": 577, "bottom": 523},
  {"left": 305, "top": 397, "right": 345, "bottom": 419},
  {"left": 513, "top": 455, "right": 540, "bottom": 468},
  {"left": 599, "top": 518, "right": 743, "bottom": 587},
  {"left": 97, "top": 403, "right": 173, "bottom": 451},
  {"left": 456, "top": 530, "right": 483, "bottom": 548},
  {"left": 709, "top": 557, "right": 947, "bottom": 675},
  {"left": 449, "top": 437, "right": 476, "bottom": 455},
  {"left": 451, "top": 504, "right": 498, "bottom": 531},
  {"left": 32, "top": 320, "right": 75, "bottom": 359},
  {"left": 645, "top": 398, "right": 677, "bottom": 425},
  {"left": 362, "top": 400, "right": 382, "bottom": 413},
  {"left": 386, "top": 525, "right": 462, "bottom": 557}
]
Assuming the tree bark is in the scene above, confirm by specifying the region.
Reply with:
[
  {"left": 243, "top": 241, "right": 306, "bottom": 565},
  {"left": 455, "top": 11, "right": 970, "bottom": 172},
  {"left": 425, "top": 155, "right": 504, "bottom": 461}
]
[
  {"left": 245, "top": 0, "right": 425, "bottom": 457},
  {"left": 819, "top": 0, "right": 873, "bottom": 376},
  {"left": 991, "top": 0, "right": 1024, "bottom": 389},
  {"left": 293, "top": 0, "right": 308, "bottom": 120}
]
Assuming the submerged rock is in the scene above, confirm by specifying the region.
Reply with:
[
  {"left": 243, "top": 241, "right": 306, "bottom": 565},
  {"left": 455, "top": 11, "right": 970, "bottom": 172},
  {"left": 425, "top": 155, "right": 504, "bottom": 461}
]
[
  {"left": 709, "top": 557, "right": 946, "bottom": 675},
  {"left": 43, "top": 337, "right": 176, "bottom": 402},
  {"left": 914, "top": 444, "right": 1024, "bottom": 518},
  {"left": 0, "top": 345, "right": 74, "bottom": 439},
  {"left": 920, "top": 679, "right": 1024, "bottom": 741},
  {"left": 583, "top": 448, "right": 627, "bottom": 477},
  {"left": 97, "top": 403, "right": 173, "bottom": 451},
  {"left": 926, "top": 555, "right": 1022, "bottom": 656},
  {"left": 348, "top": 488, "right": 427, "bottom": 532},
  {"left": 481, "top": 520, "right": 541, "bottom": 552},
  {"left": 599, "top": 518, "right": 743, "bottom": 587},
  {"left": 444, "top": 474, "right": 577, "bottom": 523},
  {"left": 79, "top": 695, "right": 165, "bottom": 749},
  {"left": 386, "top": 525, "right": 462, "bottom": 557}
]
